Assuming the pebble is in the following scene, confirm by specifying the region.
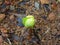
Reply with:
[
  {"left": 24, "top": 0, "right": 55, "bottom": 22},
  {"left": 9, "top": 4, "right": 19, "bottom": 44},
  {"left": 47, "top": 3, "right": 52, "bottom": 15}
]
[
  {"left": 51, "top": 2, "right": 57, "bottom": 10},
  {"left": 1, "top": 4, "right": 6, "bottom": 9},
  {"left": 34, "top": 2, "right": 40, "bottom": 10},
  {"left": 17, "top": 17, "right": 24, "bottom": 27},
  {"left": 11, "top": 34, "right": 20, "bottom": 41},
  {"left": 51, "top": 29, "right": 57, "bottom": 35},
  {"left": 5, "top": 0, "right": 10, "bottom": 5},
  {"left": 3, "top": 24, "right": 8, "bottom": 28},
  {"left": 10, "top": 5, "right": 15, "bottom": 10},
  {"left": 9, "top": 15, "right": 15, "bottom": 20},
  {"left": 0, "top": 14, "right": 5, "bottom": 22},
  {"left": 40, "top": 0, "right": 50, "bottom": 4},
  {"left": 0, "top": 36, "right": 3, "bottom": 44},
  {"left": 48, "top": 12, "right": 56, "bottom": 21},
  {"left": 0, "top": 27, "right": 8, "bottom": 34},
  {"left": 43, "top": 4, "right": 50, "bottom": 12}
]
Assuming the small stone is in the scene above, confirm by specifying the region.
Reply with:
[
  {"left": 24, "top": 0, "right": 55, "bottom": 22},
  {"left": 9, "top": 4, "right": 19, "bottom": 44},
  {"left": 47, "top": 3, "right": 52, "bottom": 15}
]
[
  {"left": 48, "top": 12, "right": 56, "bottom": 21},
  {"left": 40, "top": 0, "right": 50, "bottom": 4},
  {"left": 41, "top": 39, "right": 45, "bottom": 42},
  {"left": 51, "top": 29, "right": 57, "bottom": 35},
  {"left": 17, "top": 17, "right": 24, "bottom": 27},
  {"left": 1, "top": 27, "right": 8, "bottom": 33},
  {"left": 43, "top": 4, "right": 50, "bottom": 12},
  {"left": 12, "top": 34, "right": 20, "bottom": 41},
  {"left": 3, "top": 24, "right": 8, "bottom": 28},
  {"left": 2, "top": 33, "right": 8, "bottom": 37},
  {"left": 34, "top": 2, "right": 40, "bottom": 10},
  {"left": 5, "top": 0, "right": 10, "bottom": 5},
  {"left": 0, "top": 14, "right": 5, "bottom": 22},
  {"left": 51, "top": 2, "right": 57, "bottom": 10},
  {"left": 1, "top": 4, "right": 6, "bottom": 9},
  {"left": 0, "top": 36, "right": 3, "bottom": 43},
  {"left": 10, "top": 15, "right": 14, "bottom": 20},
  {"left": 10, "top": 5, "right": 15, "bottom": 10}
]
